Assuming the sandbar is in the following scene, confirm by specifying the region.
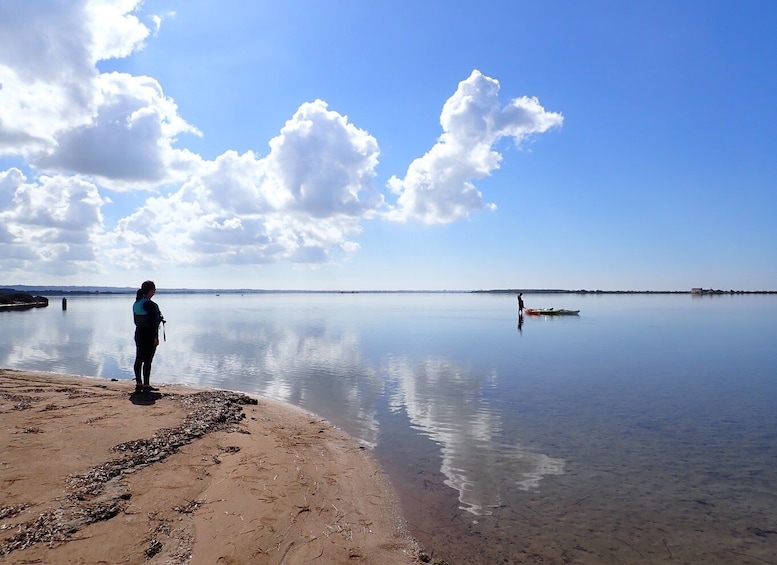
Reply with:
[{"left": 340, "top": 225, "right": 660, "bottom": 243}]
[{"left": 0, "top": 369, "right": 423, "bottom": 564}]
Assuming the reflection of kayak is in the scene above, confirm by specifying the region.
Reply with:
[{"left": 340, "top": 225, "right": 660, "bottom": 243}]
[{"left": 525, "top": 308, "right": 580, "bottom": 316}]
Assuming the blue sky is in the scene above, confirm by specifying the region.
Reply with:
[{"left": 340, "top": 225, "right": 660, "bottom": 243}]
[{"left": 1, "top": 0, "right": 775, "bottom": 291}]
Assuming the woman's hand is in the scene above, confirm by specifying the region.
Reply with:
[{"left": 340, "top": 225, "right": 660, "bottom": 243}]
[{"left": 154, "top": 338, "right": 160, "bottom": 346}]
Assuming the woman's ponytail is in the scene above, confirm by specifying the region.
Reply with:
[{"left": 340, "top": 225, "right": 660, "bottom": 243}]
[{"left": 137, "top": 280, "right": 155, "bottom": 300}]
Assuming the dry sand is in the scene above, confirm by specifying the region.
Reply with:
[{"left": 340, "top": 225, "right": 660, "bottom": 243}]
[{"left": 0, "top": 369, "right": 424, "bottom": 564}]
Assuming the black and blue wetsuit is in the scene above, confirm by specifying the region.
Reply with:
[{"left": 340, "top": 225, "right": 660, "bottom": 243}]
[{"left": 133, "top": 297, "right": 163, "bottom": 387}]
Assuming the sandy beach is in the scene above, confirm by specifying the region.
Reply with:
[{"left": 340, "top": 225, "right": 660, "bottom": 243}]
[{"left": 0, "top": 369, "right": 424, "bottom": 564}]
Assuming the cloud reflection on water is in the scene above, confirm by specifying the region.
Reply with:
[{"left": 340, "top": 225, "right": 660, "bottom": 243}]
[
  {"left": 0, "top": 294, "right": 564, "bottom": 516},
  {"left": 383, "top": 354, "right": 564, "bottom": 514}
]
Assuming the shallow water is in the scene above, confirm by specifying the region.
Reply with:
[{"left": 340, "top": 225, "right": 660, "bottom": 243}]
[{"left": 2, "top": 292, "right": 777, "bottom": 563}]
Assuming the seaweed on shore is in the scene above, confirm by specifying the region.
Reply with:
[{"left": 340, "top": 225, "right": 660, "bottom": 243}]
[
  {"left": 0, "top": 392, "right": 40, "bottom": 411},
  {"left": 0, "top": 390, "right": 257, "bottom": 557}
]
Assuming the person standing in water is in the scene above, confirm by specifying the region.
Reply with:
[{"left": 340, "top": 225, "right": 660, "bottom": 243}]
[
  {"left": 133, "top": 280, "right": 164, "bottom": 392},
  {"left": 517, "top": 293, "right": 525, "bottom": 316}
]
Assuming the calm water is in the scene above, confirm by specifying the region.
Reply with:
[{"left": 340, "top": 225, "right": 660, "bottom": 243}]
[{"left": 2, "top": 292, "right": 777, "bottom": 564}]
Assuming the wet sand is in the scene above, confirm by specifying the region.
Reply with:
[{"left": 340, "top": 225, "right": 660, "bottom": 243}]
[{"left": 0, "top": 369, "right": 423, "bottom": 564}]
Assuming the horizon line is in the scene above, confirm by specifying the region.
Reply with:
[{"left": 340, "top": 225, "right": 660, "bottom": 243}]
[{"left": 4, "top": 285, "right": 776, "bottom": 295}]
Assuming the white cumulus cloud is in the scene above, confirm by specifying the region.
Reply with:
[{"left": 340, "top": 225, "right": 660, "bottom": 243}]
[
  {"left": 0, "top": 0, "right": 196, "bottom": 187},
  {"left": 103, "top": 100, "right": 382, "bottom": 269},
  {"left": 387, "top": 70, "right": 563, "bottom": 224},
  {"left": 0, "top": 168, "right": 107, "bottom": 273},
  {"left": 36, "top": 72, "right": 201, "bottom": 188},
  {"left": 0, "top": 0, "right": 562, "bottom": 283}
]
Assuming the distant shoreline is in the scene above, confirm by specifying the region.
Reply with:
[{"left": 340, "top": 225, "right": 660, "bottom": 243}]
[
  {"left": 2, "top": 286, "right": 776, "bottom": 296},
  {"left": 474, "top": 288, "right": 777, "bottom": 295}
]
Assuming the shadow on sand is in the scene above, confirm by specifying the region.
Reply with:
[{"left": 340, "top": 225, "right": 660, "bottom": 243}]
[{"left": 129, "top": 390, "right": 163, "bottom": 405}]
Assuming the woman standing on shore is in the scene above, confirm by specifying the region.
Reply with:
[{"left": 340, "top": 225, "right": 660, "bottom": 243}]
[{"left": 132, "top": 280, "right": 164, "bottom": 392}]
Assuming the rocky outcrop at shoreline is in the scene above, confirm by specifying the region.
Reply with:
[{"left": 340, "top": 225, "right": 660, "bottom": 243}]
[{"left": 0, "top": 291, "right": 49, "bottom": 311}]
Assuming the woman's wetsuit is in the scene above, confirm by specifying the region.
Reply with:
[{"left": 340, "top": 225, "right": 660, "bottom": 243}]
[{"left": 133, "top": 297, "right": 162, "bottom": 387}]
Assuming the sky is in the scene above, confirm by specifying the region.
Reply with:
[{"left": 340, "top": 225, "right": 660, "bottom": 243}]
[{"left": 1, "top": 0, "right": 775, "bottom": 291}]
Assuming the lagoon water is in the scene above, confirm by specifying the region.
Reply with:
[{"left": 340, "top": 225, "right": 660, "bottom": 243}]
[{"left": 2, "top": 292, "right": 777, "bottom": 563}]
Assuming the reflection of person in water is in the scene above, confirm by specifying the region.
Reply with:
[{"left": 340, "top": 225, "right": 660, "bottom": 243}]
[
  {"left": 133, "top": 280, "right": 164, "bottom": 393},
  {"left": 517, "top": 315, "right": 524, "bottom": 334}
]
